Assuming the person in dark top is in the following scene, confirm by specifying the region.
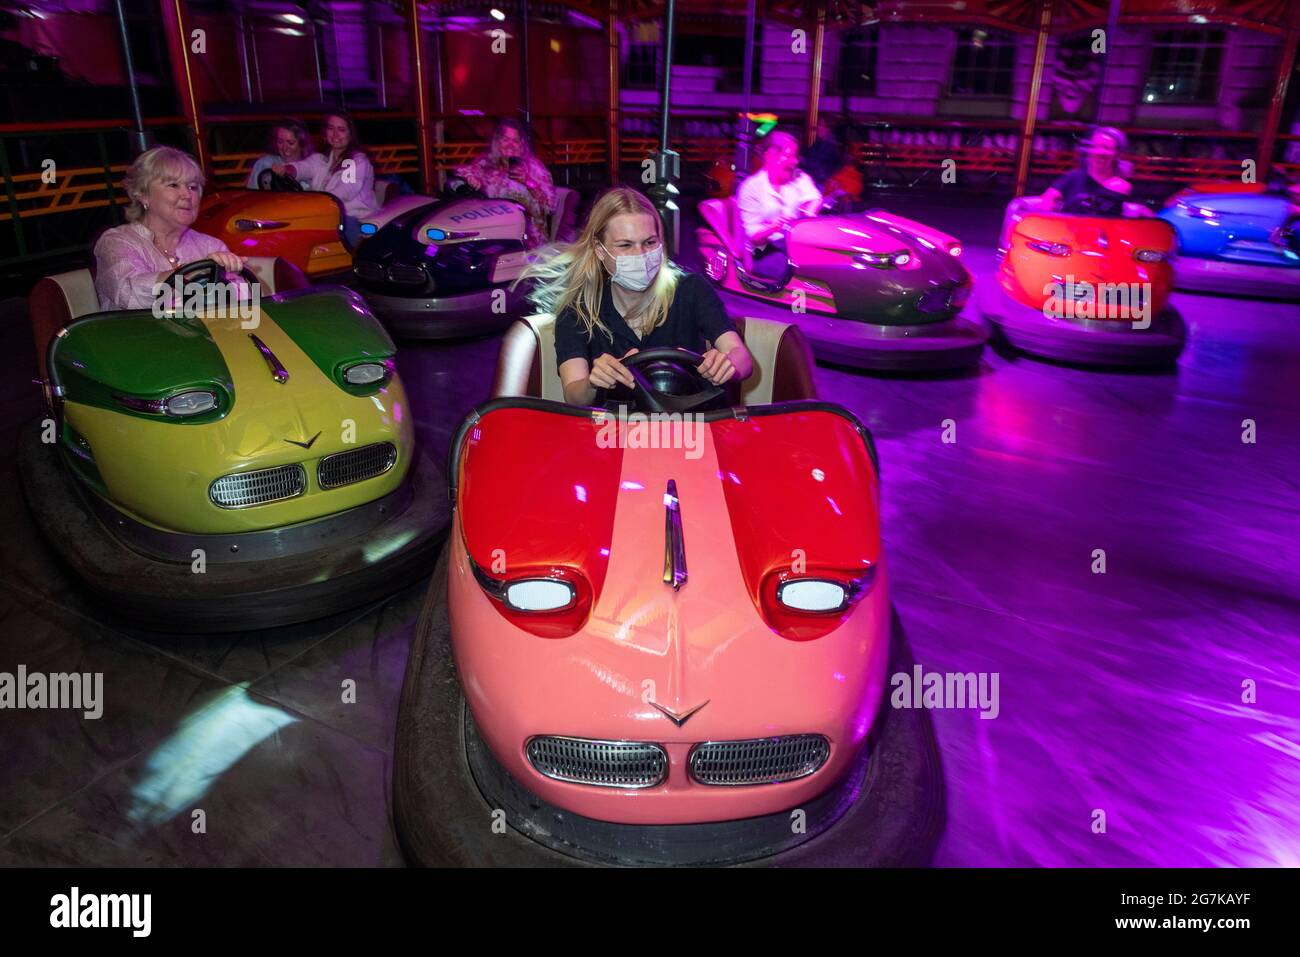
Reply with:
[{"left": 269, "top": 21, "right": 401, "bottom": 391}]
[
  {"left": 1038, "top": 126, "right": 1134, "bottom": 217},
  {"left": 518, "top": 185, "right": 753, "bottom": 406}
]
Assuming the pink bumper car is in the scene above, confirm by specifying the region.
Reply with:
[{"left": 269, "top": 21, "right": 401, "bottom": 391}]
[{"left": 393, "top": 314, "right": 943, "bottom": 866}]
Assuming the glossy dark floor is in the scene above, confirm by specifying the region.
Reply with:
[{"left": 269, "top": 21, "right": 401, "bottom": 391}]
[{"left": 1, "top": 203, "right": 1296, "bottom": 866}]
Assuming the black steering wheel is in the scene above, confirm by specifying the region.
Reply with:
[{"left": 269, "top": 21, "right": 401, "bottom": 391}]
[
  {"left": 257, "top": 168, "right": 302, "bottom": 192},
  {"left": 443, "top": 175, "right": 485, "bottom": 200},
  {"left": 604, "top": 347, "right": 726, "bottom": 414},
  {"left": 162, "top": 258, "right": 261, "bottom": 295}
]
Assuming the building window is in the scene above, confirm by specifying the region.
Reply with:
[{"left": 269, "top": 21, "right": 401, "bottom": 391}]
[
  {"left": 624, "top": 23, "right": 660, "bottom": 89},
  {"left": 675, "top": 30, "right": 758, "bottom": 94},
  {"left": 834, "top": 26, "right": 878, "bottom": 96},
  {"left": 949, "top": 27, "right": 1015, "bottom": 97},
  {"left": 1142, "top": 29, "right": 1226, "bottom": 104}
]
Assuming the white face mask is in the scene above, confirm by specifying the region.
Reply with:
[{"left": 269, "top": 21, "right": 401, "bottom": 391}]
[{"left": 600, "top": 243, "right": 663, "bottom": 292}]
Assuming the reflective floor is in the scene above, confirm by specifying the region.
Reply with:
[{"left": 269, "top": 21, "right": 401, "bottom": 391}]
[{"left": 1, "top": 203, "right": 1296, "bottom": 866}]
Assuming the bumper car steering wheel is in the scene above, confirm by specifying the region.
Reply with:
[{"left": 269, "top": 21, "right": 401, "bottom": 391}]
[
  {"left": 603, "top": 347, "right": 726, "bottom": 414},
  {"left": 161, "top": 258, "right": 261, "bottom": 304},
  {"left": 256, "top": 168, "right": 303, "bottom": 192}
]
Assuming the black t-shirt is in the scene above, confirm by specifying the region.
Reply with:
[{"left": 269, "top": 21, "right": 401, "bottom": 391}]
[
  {"left": 1051, "top": 167, "right": 1128, "bottom": 217},
  {"left": 554, "top": 271, "right": 738, "bottom": 368}
]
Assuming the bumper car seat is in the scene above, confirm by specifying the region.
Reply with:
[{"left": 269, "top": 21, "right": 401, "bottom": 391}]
[{"left": 698, "top": 196, "right": 794, "bottom": 293}]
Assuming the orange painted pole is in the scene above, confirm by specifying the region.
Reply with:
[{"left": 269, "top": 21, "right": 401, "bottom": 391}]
[
  {"left": 608, "top": 0, "right": 620, "bottom": 184},
  {"left": 409, "top": 0, "right": 434, "bottom": 193},
  {"left": 1013, "top": 0, "right": 1052, "bottom": 197},
  {"left": 806, "top": 3, "right": 826, "bottom": 148},
  {"left": 1257, "top": 4, "right": 1300, "bottom": 182},
  {"left": 160, "top": 0, "right": 207, "bottom": 171}
]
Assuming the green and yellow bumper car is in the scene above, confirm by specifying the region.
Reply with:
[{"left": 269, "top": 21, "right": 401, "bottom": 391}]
[{"left": 20, "top": 259, "right": 448, "bottom": 631}]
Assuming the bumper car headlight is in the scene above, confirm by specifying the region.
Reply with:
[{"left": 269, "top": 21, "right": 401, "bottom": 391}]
[
  {"left": 777, "top": 579, "right": 852, "bottom": 613},
  {"left": 1177, "top": 202, "right": 1218, "bottom": 220},
  {"left": 504, "top": 579, "right": 576, "bottom": 613},
  {"left": 855, "top": 251, "right": 910, "bottom": 268},
  {"left": 1134, "top": 249, "right": 1166, "bottom": 263},
  {"left": 947, "top": 243, "right": 963, "bottom": 257},
  {"left": 165, "top": 391, "right": 219, "bottom": 416},
  {"left": 342, "top": 362, "right": 389, "bottom": 386},
  {"left": 1027, "top": 240, "right": 1071, "bottom": 257},
  {"left": 359, "top": 222, "right": 378, "bottom": 237},
  {"left": 114, "top": 390, "right": 218, "bottom": 417}
]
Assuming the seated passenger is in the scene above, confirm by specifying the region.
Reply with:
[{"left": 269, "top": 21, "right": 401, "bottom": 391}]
[
  {"left": 94, "top": 146, "right": 246, "bottom": 311},
  {"left": 247, "top": 119, "right": 312, "bottom": 190},
  {"left": 518, "top": 186, "right": 754, "bottom": 407},
  {"left": 455, "top": 118, "right": 556, "bottom": 248},
  {"left": 737, "top": 130, "right": 823, "bottom": 282},
  {"left": 1038, "top": 126, "right": 1134, "bottom": 218},
  {"left": 276, "top": 112, "right": 377, "bottom": 246}
]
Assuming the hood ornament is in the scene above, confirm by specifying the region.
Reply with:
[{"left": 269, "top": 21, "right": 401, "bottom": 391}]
[
  {"left": 284, "top": 431, "right": 321, "bottom": 450},
  {"left": 248, "top": 333, "right": 289, "bottom": 384},
  {"left": 649, "top": 699, "right": 709, "bottom": 728},
  {"left": 663, "top": 479, "right": 687, "bottom": 590}
]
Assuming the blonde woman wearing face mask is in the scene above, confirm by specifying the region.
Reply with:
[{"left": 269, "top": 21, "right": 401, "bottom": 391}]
[{"left": 519, "top": 186, "right": 753, "bottom": 407}]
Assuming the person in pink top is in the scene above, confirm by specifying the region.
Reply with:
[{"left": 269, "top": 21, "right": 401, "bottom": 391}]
[
  {"left": 93, "top": 146, "right": 246, "bottom": 312},
  {"left": 455, "top": 118, "right": 556, "bottom": 248},
  {"left": 276, "top": 112, "right": 377, "bottom": 246}
]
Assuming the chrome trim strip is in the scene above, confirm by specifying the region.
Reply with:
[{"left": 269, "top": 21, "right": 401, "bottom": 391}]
[
  {"left": 248, "top": 333, "right": 289, "bottom": 383},
  {"left": 235, "top": 218, "right": 290, "bottom": 231},
  {"left": 663, "top": 478, "right": 687, "bottom": 590}
]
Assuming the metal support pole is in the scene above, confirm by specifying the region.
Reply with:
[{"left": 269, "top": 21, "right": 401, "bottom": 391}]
[
  {"left": 648, "top": 0, "right": 681, "bottom": 255},
  {"left": 1093, "top": 0, "right": 1122, "bottom": 122},
  {"left": 1013, "top": 0, "right": 1052, "bottom": 197},
  {"left": 737, "top": 0, "right": 757, "bottom": 170},
  {"left": 114, "top": 0, "right": 151, "bottom": 155},
  {"left": 520, "top": 0, "right": 532, "bottom": 125}
]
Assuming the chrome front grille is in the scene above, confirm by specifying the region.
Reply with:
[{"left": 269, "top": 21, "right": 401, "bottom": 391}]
[
  {"left": 527, "top": 736, "right": 668, "bottom": 789},
  {"left": 318, "top": 442, "right": 397, "bottom": 490},
  {"left": 353, "top": 261, "right": 385, "bottom": 283},
  {"left": 210, "top": 464, "right": 306, "bottom": 508},
  {"left": 689, "top": 735, "right": 830, "bottom": 786}
]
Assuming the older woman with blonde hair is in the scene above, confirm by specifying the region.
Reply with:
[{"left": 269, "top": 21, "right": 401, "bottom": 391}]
[
  {"left": 94, "top": 145, "right": 246, "bottom": 311},
  {"left": 519, "top": 185, "right": 752, "bottom": 406}
]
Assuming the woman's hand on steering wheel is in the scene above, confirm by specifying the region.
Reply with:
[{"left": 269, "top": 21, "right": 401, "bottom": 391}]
[
  {"left": 588, "top": 349, "right": 638, "bottom": 390},
  {"left": 697, "top": 348, "right": 736, "bottom": 385},
  {"left": 208, "top": 251, "right": 247, "bottom": 274}
]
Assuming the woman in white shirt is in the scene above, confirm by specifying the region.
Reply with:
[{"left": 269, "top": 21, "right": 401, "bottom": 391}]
[
  {"left": 276, "top": 112, "right": 378, "bottom": 246},
  {"left": 736, "top": 130, "right": 823, "bottom": 282}
]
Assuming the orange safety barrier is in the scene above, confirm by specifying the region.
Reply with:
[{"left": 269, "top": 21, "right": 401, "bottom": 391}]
[{"left": 0, "top": 163, "right": 127, "bottom": 221}]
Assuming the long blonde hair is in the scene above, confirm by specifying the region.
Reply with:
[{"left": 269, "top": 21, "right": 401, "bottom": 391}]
[{"left": 516, "top": 186, "right": 679, "bottom": 341}]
